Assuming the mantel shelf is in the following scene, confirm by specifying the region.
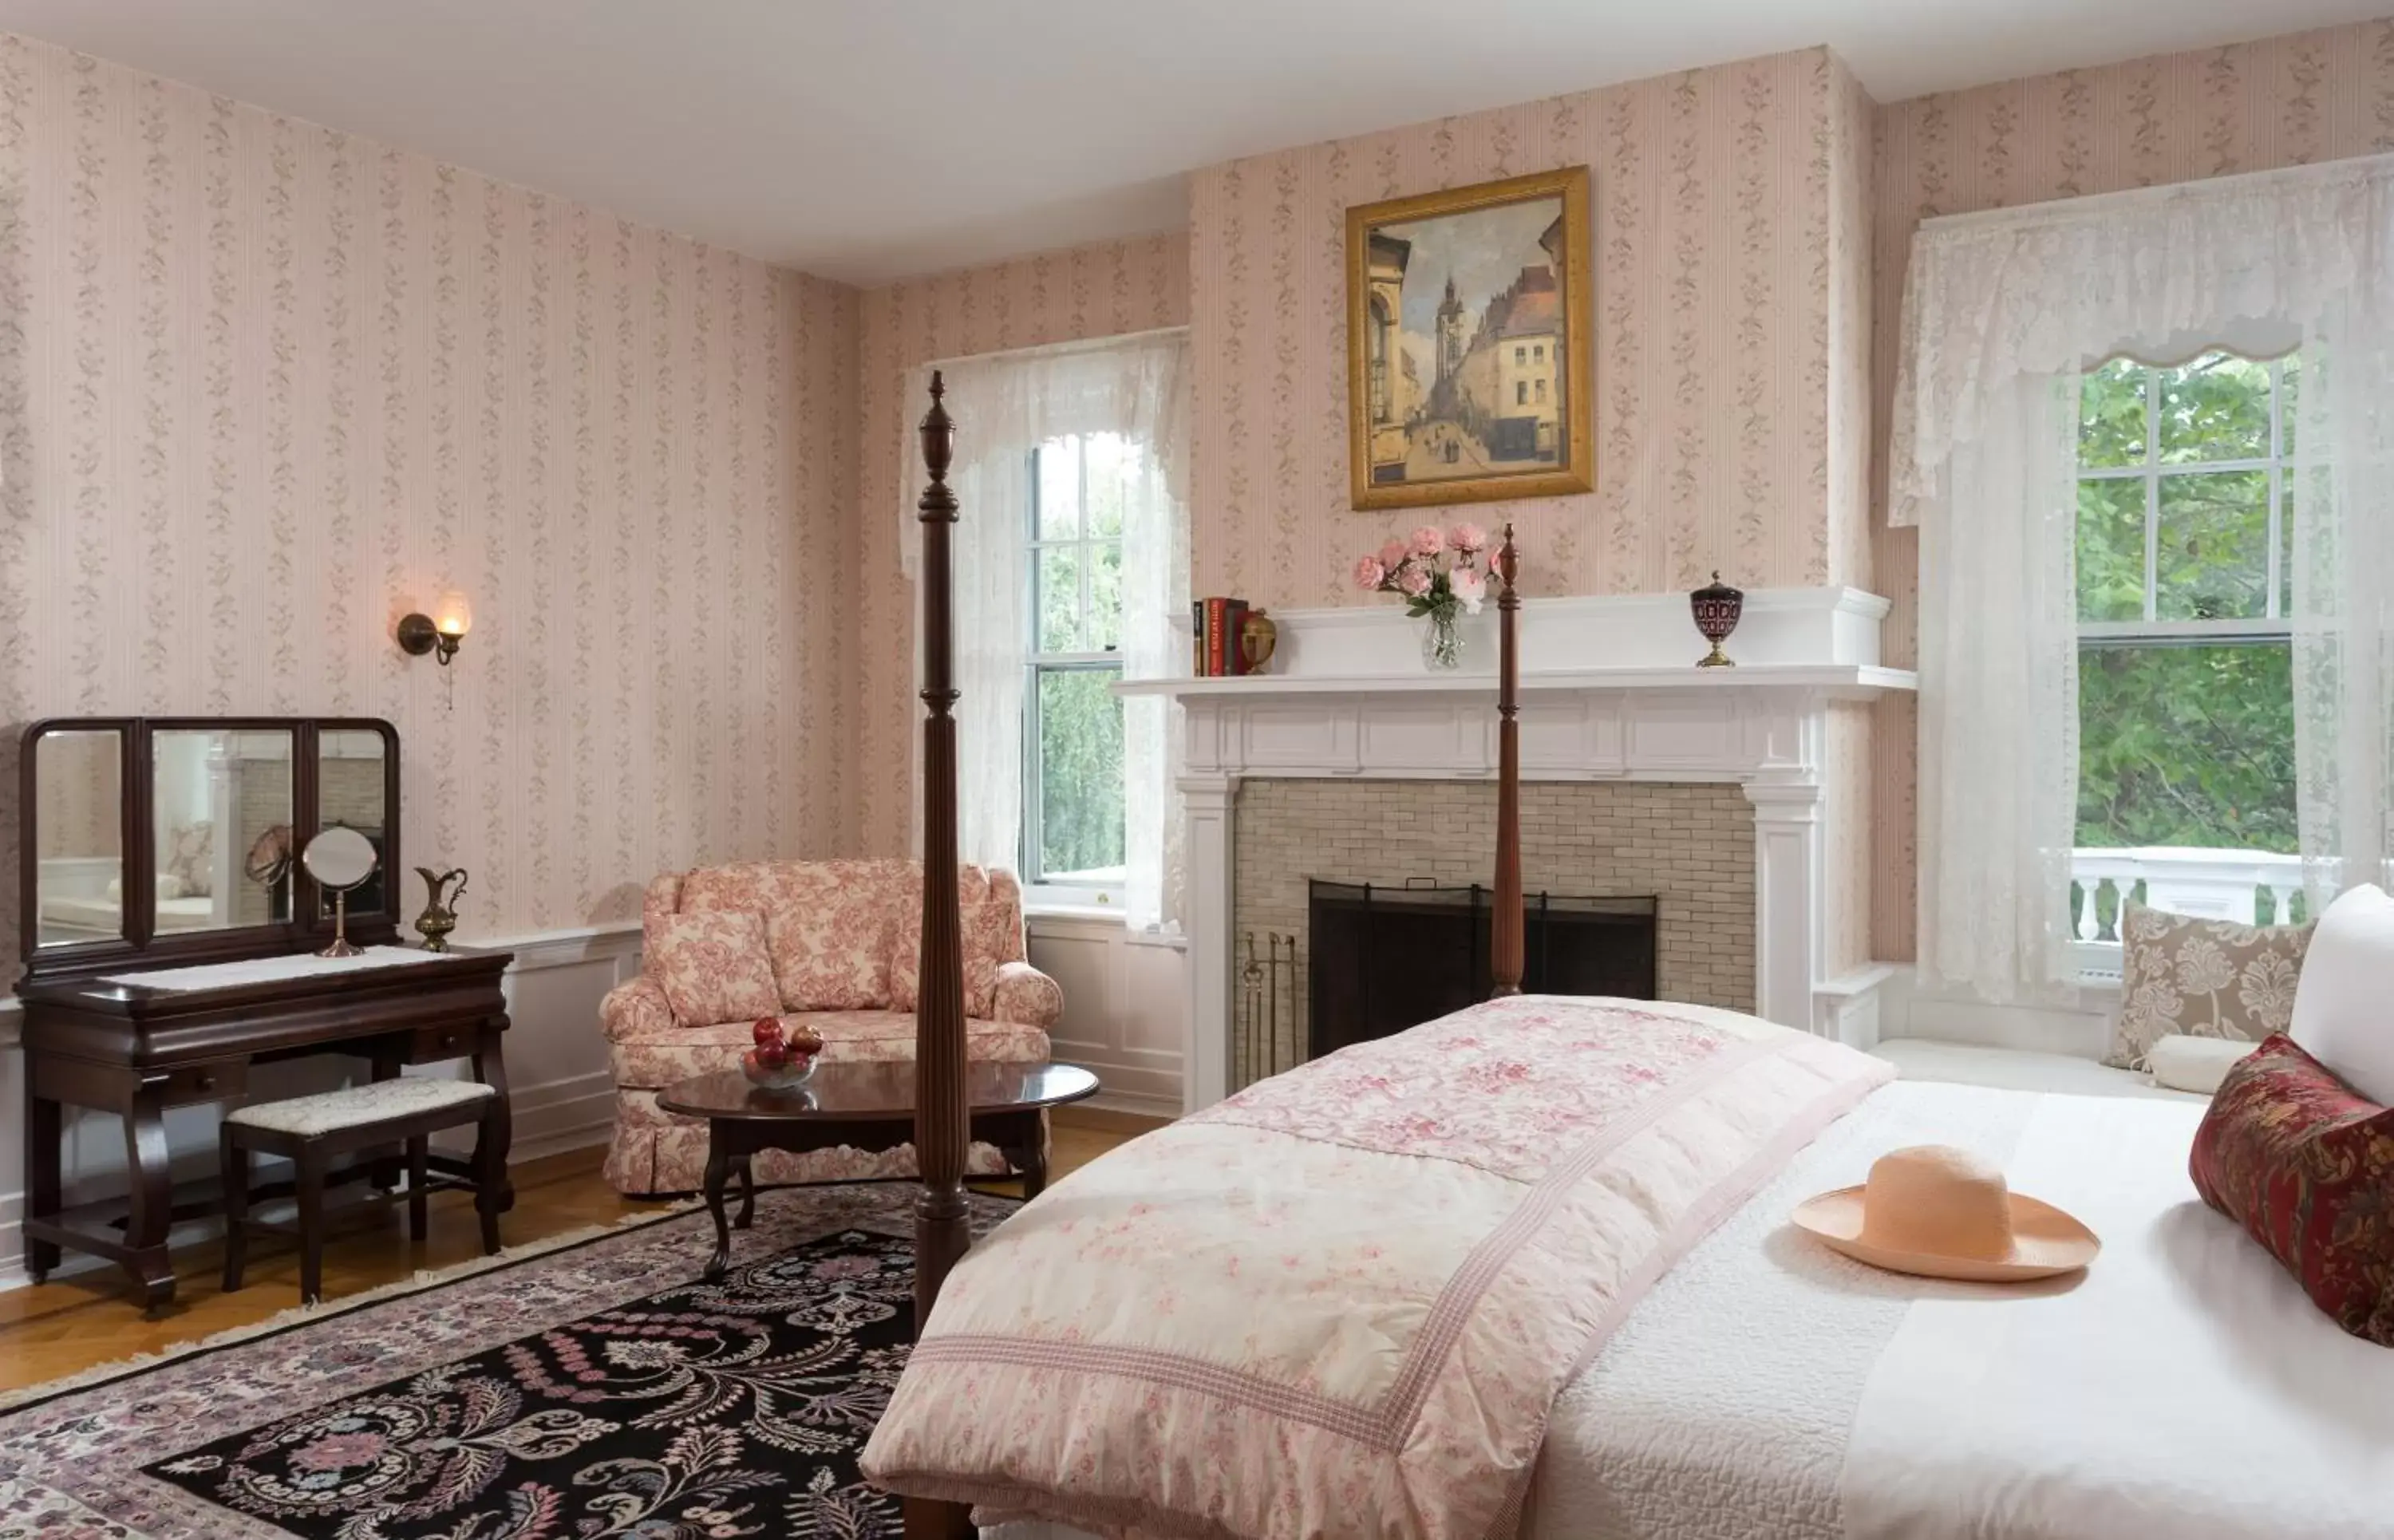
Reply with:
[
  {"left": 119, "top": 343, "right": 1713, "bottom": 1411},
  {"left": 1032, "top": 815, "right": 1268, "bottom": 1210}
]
[{"left": 1116, "top": 662, "right": 1916, "bottom": 701}]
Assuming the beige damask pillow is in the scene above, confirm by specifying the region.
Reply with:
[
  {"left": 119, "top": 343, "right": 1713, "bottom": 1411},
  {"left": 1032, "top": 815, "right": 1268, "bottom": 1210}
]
[{"left": 2107, "top": 901, "right": 2312, "bottom": 1070}]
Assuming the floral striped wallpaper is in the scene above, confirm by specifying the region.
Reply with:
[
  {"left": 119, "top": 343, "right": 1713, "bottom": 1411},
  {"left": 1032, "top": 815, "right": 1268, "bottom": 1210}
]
[
  {"left": 1187, "top": 46, "right": 1874, "bottom": 606},
  {"left": 851, "top": 235, "right": 1189, "bottom": 856},
  {"left": 0, "top": 31, "right": 859, "bottom": 980},
  {"left": 1867, "top": 17, "right": 2394, "bottom": 961}
]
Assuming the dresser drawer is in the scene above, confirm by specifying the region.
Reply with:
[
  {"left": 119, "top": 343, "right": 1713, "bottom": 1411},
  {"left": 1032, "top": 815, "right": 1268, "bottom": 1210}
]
[
  {"left": 408, "top": 1023, "right": 481, "bottom": 1062},
  {"left": 167, "top": 1059, "right": 247, "bottom": 1104}
]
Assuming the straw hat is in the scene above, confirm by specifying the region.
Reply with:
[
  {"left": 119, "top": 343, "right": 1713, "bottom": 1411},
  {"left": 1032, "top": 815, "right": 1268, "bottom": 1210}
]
[{"left": 1792, "top": 1144, "right": 2100, "bottom": 1282}]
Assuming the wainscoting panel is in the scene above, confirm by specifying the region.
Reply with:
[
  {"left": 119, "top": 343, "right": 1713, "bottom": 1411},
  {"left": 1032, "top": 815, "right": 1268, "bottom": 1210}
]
[
  {"left": 1027, "top": 915, "right": 1187, "bottom": 1118},
  {"left": 0, "top": 924, "right": 642, "bottom": 1289}
]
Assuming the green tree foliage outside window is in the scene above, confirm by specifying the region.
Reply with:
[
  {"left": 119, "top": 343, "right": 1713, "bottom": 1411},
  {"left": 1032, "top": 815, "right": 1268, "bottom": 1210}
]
[
  {"left": 1028, "top": 435, "right": 1128, "bottom": 884},
  {"left": 2075, "top": 353, "right": 2298, "bottom": 859}
]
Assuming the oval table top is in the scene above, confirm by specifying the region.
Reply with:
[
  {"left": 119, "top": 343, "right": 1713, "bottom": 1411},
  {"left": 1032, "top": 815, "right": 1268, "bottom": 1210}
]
[{"left": 657, "top": 1060, "right": 1100, "bottom": 1123}]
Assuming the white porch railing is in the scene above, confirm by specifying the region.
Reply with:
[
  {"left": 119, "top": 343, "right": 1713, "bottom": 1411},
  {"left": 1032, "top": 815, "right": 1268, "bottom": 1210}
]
[{"left": 2071, "top": 846, "right": 2306, "bottom": 940}]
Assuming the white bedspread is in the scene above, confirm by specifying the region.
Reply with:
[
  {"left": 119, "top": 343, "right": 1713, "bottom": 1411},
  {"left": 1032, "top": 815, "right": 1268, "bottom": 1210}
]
[
  {"left": 995, "top": 1079, "right": 2394, "bottom": 1540},
  {"left": 1531, "top": 1079, "right": 2394, "bottom": 1540},
  {"left": 1842, "top": 1091, "right": 2394, "bottom": 1540}
]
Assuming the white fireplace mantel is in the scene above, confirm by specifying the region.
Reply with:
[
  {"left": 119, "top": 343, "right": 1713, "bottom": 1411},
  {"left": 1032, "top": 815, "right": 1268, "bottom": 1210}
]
[{"left": 1126, "top": 586, "right": 1914, "bottom": 1111}]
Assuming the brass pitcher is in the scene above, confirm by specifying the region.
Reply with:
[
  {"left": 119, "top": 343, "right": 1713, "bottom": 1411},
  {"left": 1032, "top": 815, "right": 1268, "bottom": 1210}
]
[{"left": 413, "top": 866, "right": 469, "bottom": 952}]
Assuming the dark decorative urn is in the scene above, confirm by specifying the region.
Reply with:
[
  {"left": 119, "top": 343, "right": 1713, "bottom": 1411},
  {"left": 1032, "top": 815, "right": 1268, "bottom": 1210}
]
[{"left": 1689, "top": 571, "right": 1744, "bottom": 668}]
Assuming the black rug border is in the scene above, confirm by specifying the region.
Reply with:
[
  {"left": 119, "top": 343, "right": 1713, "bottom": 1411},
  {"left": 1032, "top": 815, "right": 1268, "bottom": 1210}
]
[{"left": 5, "top": 1182, "right": 1017, "bottom": 1421}]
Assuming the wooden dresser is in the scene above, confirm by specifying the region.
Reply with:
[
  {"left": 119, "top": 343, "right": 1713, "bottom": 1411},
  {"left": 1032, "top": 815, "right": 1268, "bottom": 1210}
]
[{"left": 19, "top": 950, "right": 513, "bottom": 1311}]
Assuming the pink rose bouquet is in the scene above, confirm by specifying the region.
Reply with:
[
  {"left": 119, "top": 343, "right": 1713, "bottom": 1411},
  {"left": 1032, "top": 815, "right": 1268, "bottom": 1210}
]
[{"left": 1351, "top": 522, "right": 1499, "bottom": 670}]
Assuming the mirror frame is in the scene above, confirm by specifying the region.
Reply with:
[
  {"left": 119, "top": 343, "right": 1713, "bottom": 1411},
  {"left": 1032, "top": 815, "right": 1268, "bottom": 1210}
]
[{"left": 17, "top": 716, "right": 402, "bottom": 987}]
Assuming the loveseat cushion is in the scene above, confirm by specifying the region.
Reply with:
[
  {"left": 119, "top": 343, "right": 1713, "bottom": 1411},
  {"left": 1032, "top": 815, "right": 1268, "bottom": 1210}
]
[
  {"left": 648, "top": 908, "right": 781, "bottom": 1026},
  {"left": 677, "top": 859, "right": 916, "bottom": 1010},
  {"left": 890, "top": 896, "right": 1003, "bottom": 1018},
  {"left": 606, "top": 1009, "right": 1051, "bottom": 1090}
]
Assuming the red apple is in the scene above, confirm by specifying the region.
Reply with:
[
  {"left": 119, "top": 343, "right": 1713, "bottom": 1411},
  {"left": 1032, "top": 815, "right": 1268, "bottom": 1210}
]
[{"left": 752, "top": 1017, "right": 784, "bottom": 1049}]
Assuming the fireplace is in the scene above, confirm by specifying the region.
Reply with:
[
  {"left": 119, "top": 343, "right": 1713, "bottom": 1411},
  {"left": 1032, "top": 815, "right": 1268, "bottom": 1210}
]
[{"left": 1306, "top": 881, "right": 1657, "bottom": 1060}]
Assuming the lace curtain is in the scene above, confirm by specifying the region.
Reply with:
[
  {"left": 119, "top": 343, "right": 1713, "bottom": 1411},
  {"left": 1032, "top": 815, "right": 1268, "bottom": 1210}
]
[
  {"left": 899, "top": 330, "right": 1191, "bottom": 930},
  {"left": 1891, "top": 152, "right": 2394, "bottom": 1001}
]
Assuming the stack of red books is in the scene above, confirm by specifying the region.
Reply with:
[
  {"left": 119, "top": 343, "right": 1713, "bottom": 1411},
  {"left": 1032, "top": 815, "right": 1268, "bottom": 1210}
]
[{"left": 1191, "top": 596, "right": 1253, "bottom": 677}]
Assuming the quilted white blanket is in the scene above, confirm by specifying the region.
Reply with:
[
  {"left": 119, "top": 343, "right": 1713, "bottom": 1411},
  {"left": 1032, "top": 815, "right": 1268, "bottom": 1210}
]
[{"left": 861, "top": 997, "right": 1894, "bottom": 1540}]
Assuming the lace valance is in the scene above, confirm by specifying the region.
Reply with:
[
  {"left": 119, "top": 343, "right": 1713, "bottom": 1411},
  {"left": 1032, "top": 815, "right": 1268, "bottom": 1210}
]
[{"left": 1890, "top": 153, "right": 2394, "bottom": 527}]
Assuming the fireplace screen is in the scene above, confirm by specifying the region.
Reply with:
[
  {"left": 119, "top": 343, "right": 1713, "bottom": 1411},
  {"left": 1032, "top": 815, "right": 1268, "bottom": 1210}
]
[{"left": 1307, "top": 881, "right": 1657, "bottom": 1064}]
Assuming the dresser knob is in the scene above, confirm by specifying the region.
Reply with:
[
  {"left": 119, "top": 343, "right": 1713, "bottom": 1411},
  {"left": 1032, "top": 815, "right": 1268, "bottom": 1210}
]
[{"left": 196, "top": 1073, "right": 215, "bottom": 1092}]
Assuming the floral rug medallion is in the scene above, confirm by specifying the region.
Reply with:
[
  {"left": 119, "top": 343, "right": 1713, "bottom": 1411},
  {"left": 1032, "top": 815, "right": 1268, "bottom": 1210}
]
[{"left": 0, "top": 1185, "right": 1016, "bottom": 1540}]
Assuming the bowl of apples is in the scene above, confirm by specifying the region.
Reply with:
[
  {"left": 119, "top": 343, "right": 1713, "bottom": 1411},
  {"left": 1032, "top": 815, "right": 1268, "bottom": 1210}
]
[{"left": 741, "top": 1017, "right": 824, "bottom": 1091}]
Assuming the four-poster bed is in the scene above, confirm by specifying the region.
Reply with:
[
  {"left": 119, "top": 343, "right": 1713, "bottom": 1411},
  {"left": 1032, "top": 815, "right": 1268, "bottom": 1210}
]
[{"left": 879, "top": 377, "right": 2394, "bottom": 1540}]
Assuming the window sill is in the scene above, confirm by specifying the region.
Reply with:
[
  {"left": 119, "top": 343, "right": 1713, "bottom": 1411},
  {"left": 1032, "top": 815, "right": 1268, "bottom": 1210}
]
[{"left": 1023, "top": 899, "right": 1128, "bottom": 924}]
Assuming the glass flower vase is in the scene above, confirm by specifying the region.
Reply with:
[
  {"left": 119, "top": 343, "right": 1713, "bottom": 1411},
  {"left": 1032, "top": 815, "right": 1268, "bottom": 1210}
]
[{"left": 1420, "top": 605, "right": 1464, "bottom": 672}]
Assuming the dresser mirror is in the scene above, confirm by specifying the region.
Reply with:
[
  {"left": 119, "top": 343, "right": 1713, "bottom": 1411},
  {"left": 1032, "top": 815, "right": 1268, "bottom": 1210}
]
[
  {"left": 149, "top": 725, "right": 298, "bottom": 938},
  {"left": 30, "top": 724, "right": 130, "bottom": 950},
  {"left": 316, "top": 728, "right": 392, "bottom": 922},
  {"left": 18, "top": 717, "right": 402, "bottom": 985}
]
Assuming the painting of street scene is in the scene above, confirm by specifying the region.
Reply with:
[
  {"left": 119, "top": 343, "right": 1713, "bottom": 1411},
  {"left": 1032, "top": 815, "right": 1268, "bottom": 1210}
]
[{"left": 1346, "top": 167, "right": 1591, "bottom": 510}]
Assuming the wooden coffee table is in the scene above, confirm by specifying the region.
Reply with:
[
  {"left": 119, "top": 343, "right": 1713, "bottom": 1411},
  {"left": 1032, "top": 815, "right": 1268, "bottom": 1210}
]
[{"left": 656, "top": 1060, "right": 1100, "bottom": 1279}]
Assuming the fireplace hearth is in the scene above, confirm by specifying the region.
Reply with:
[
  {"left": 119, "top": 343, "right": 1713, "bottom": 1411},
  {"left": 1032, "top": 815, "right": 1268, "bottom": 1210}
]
[{"left": 1306, "top": 880, "right": 1657, "bottom": 1060}]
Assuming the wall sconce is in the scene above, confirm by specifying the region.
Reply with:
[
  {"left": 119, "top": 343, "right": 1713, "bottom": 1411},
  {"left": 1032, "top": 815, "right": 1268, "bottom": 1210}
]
[{"left": 397, "top": 590, "right": 473, "bottom": 667}]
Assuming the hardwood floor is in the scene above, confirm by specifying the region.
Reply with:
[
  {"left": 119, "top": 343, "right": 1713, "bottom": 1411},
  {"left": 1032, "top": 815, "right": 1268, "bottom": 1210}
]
[{"left": 0, "top": 1106, "right": 1164, "bottom": 1397}]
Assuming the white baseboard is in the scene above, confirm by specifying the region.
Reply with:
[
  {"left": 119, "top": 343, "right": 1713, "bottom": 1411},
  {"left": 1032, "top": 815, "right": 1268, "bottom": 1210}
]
[{"left": 1078, "top": 1088, "right": 1182, "bottom": 1121}]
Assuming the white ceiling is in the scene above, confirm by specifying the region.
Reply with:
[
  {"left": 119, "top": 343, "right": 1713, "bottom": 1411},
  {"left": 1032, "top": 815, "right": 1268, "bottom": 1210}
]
[{"left": 0, "top": 1, "right": 2376, "bottom": 284}]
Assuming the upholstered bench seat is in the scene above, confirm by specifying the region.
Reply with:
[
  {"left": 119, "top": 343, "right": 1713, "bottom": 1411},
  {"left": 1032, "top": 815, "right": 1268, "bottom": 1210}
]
[
  {"left": 222, "top": 1076, "right": 506, "bottom": 1303},
  {"left": 226, "top": 1077, "right": 496, "bottom": 1135}
]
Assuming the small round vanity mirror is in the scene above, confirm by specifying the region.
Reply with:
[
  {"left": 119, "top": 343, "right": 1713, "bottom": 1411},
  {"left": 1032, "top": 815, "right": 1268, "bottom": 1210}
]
[{"left": 302, "top": 826, "right": 379, "bottom": 958}]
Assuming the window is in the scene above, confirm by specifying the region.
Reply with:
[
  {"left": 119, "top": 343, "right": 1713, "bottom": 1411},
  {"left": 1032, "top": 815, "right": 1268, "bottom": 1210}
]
[
  {"left": 1535, "top": 378, "right": 1547, "bottom": 404},
  {"left": 1514, "top": 346, "right": 1526, "bottom": 365},
  {"left": 1515, "top": 381, "right": 1528, "bottom": 405},
  {"left": 1025, "top": 432, "right": 1128, "bottom": 895},
  {"left": 2072, "top": 351, "right": 2304, "bottom": 938},
  {"left": 1534, "top": 343, "right": 1545, "bottom": 362}
]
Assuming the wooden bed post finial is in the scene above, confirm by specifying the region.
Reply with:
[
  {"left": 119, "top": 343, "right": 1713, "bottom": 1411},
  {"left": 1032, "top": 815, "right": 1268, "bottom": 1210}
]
[
  {"left": 906, "top": 369, "right": 976, "bottom": 1540},
  {"left": 1490, "top": 524, "right": 1523, "bottom": 1000}
]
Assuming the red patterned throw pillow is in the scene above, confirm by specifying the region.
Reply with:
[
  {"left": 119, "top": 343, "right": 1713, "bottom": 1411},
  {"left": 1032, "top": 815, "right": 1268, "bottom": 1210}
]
[
  {"left": 648, "top": 909, "right": 783, "bottom": 1028},
  {"left": 2190, "top": 1033, "right": 2394, "bottom": 1347}
]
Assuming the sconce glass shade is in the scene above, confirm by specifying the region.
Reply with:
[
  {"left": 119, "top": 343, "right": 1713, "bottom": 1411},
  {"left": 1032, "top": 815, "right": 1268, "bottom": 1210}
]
[{"left": 433, "top": 590, "right": 473, "bottom": 639}]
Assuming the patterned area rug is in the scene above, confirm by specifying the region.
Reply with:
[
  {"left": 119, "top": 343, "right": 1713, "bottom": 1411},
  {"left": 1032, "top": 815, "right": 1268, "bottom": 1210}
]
[{"left": 0, "top": 1185, "right": 1017, "bottom": 1539}]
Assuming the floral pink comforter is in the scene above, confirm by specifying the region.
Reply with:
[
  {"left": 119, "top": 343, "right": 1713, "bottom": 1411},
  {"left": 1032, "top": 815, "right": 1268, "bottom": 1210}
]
[{"left": 863, "top": 996, "right": 1894, "bottom": 1540}]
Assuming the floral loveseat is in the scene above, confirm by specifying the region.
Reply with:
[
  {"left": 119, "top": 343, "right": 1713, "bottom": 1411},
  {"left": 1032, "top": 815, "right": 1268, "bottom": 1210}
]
[{"left": 599, "top": 859, "right": 1063, "bottom": 1194}]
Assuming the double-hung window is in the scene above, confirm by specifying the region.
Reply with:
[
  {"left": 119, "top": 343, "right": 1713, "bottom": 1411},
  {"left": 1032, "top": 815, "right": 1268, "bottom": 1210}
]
[
  {"left": 1023, "top": 432, "right": 1129, "bottom": 900},
  {"left": 2072, "top": 350, "right": 2304, "bottom": 943}
]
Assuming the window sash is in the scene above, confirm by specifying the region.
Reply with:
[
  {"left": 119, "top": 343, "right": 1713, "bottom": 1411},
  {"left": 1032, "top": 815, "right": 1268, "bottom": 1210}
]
[
  {"left": 1021, "top": 657, "right": 1126, "bottom": 891},
  {"left": 1024, "top": 435, "right": 1127, "bottom": 894},
  {"left": 2076, "top": 356, "right": 2297, "bottom": 630}
]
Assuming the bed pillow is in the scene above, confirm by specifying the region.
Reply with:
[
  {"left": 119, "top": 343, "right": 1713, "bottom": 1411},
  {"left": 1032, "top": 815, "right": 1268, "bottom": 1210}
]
[
  {"left": 2189, "top": 1033, "right": 2394, "bottom": 1348},
  {"left": 2288, "top": 883, "right": 2394, "bottom": 1106},
  {"left": 647, "top": 909, "right": 781, "bottom": 1028},
  {"left": 2147, "top": 1033, "right": 2261, "bottom": 1096},
  {"left": 2106, "top": 901, "right": 2310, "bottom": 1070}
]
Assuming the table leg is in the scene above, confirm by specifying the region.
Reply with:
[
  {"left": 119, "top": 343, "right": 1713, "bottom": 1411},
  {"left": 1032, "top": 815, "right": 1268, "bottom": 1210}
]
[
  {"left": 735, "top": 1153, "right": 757, "bottom": 1231},
  {"left": 24, "top": 1092, "right": 60, "bottom": 1285},
  {"left": 122, "top": 1076, "right": 177, "bottom": 1315},
  {"left": 993, "top": 1111, "right": 1047, "bottom": 1199},
  {"left": 367, "top": 1052, "right": 403, "bottom": 1192},
  {"left": 702, "top": 1125, "right": 733, "bottom": 1281},
  {"left": 472, "top": 1020, "right": 516, "bottom": 1215}
]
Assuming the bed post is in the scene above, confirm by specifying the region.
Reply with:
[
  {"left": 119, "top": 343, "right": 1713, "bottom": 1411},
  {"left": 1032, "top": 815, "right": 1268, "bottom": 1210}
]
[
  {"left": 1489, "top": 525, "right": 1523, "bottom": 999},
  {"left": 907, "top": 373, "right": 976, "bottom": 1540}
]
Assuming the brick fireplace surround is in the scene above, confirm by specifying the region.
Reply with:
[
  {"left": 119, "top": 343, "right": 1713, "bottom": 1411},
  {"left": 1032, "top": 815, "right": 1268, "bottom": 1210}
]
[
  {"left": 1124, "top": 586, "right": 1914, "bottom": 1111},
  {"left": 1233, "top": 780, "right": 1756, "bottom": 1084}
]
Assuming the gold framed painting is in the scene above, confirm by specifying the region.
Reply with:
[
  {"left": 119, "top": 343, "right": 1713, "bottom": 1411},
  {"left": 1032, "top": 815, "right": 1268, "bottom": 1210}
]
[{"left": 1345, "top": 166, "right": 1593, "bottom": 511}]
